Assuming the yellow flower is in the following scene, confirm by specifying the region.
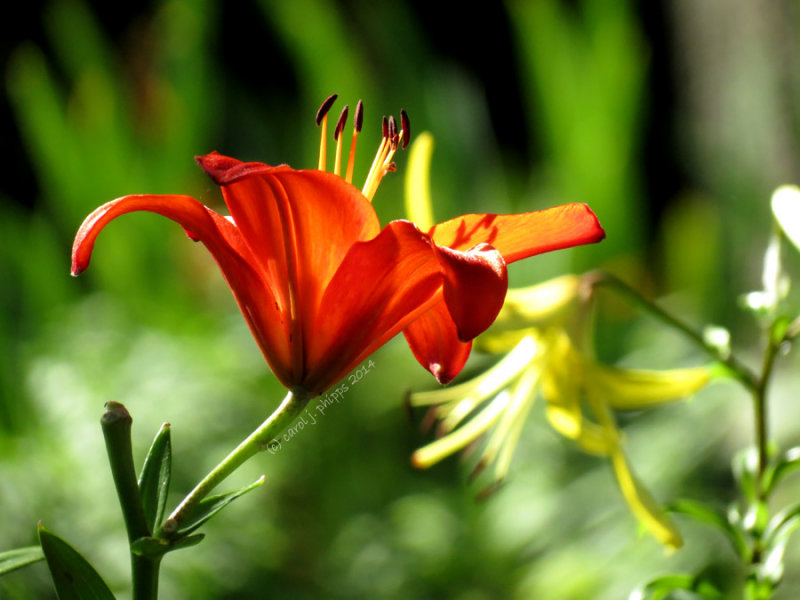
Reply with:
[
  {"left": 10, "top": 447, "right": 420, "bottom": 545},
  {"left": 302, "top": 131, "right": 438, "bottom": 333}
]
[
  {"left": 408, "top": 326, "right": 712, "bottom": 551},
  {"left": 403, "top": 132, "right": 711, "bottom": 549}
]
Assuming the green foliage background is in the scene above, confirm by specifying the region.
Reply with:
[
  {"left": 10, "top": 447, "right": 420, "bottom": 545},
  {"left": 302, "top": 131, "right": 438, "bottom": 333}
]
[{"left": 1, "top": 0, "right": 800, "bottom": 598}]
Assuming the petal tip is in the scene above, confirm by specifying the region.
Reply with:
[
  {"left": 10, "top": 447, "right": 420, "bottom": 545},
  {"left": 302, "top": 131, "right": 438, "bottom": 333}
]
[{"left": 430, "top": 362, "right": 455, "bottom": 385}]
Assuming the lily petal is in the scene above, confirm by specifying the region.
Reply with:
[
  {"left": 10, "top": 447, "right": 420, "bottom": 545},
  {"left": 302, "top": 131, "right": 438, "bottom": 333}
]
[
  {"left": 435, "top": 242, "right": 508, "bottom": 341},
  {"left": 589, "top": 364, "right": 712, "bottom": 411},
  {"left": 428, "top": 203, "right": 605, "bottom": 263},
  {"left": 71, "top": 194, "right": 295, "bottom": 386},
  {"left": 403, "top": 302, "right": 474, "bottom": 385},
  {"left": 196, "top": 152, "right": 382, "bottom": 320},
  {"left": 403, "top": 243, "right": 508, "bottom": 383},
  {"left": 304, "top": 220, "right": 444, "bottom": 393}
]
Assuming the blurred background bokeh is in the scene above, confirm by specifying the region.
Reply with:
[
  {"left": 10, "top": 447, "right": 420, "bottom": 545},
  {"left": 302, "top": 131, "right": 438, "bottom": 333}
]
[{"left": 2, "top": 0, "right": 800, "bottom": 598}]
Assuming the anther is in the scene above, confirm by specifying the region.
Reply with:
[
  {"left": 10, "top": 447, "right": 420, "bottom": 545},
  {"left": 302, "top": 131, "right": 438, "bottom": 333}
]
[
  {"left": 387, "top": 116, "right": 398, "bottom": 150},
  {"left": 400, "top": 109, "right": 410, "bottom": 149},
  {"left": 333, "top": 105, "right": 349, "bottom": 176},
  {"left": 354, "top": 99, "right": 364, "bottom": 133},
  {"left": 316, "top": 94, "right": 338, "bottom": 171},
  {"left": 333, "top": 105, "right": 349, "bottom": 141},
  {"left": 345, "top": 100, "right": 364, "bottom": 184},
  {"left": 381, "top": 116, "right": 388, "bottom": 139},
  {"left": 315, "top": 94, "right": 338, "bottom": 126}
]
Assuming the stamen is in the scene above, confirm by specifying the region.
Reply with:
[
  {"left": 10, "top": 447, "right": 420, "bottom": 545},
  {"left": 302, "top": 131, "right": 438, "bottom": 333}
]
[
  {"left": 360, "top": 109, "right": 413, "bottom": 201},
  {"left": 315, "top": 93, "right": 338, "bottom": 126},
  {"left": 345, "top": 100, "right": 363, "bottom": 184},
  {"left": 387, "top": 116, "right": 398, "bottom": 150},
  {"left": 333, "top": 105, "right": 349, "bottom": 176},
  {"left": 362, "top": 134, "right": 390, "bottom": 201},
  {"left": 316, "top": 93, "right": 338, "bottom": 171},
  {"left": 400, "top": 109, "right": 410, "bottom": 149}
]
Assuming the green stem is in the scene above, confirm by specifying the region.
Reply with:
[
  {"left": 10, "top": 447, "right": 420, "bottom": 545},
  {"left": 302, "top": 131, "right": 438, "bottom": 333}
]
[
  {"left": 585, "top": 271, "right": 759, "bottom": 392},
  {"left": 101, "top": 402, "right": 161, "bottom": 600},
  {"left": 755, "top": 337, "right": 778, "bottom": 491},
  {"left": 161, "top": 387, "right": 313, "bottom": 536}
]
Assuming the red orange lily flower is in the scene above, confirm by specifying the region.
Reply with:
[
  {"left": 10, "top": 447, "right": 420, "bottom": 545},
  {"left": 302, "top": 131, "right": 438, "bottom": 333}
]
[{"left": 71, "top": 96, "right": 605, "bottom": 395}]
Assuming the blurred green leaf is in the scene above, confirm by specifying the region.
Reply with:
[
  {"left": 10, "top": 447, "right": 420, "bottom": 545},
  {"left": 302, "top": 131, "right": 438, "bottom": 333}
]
[
  {"left": 771, "top": 185, "right": 800, "bottom": 252},
  {"left": 38, "top": 524, "right": 115, "bottom": 600},
  {"left": 0, "top": 546, "right": 44, "bottom": 576},
  {"left": 631, "top": 573, "right": 723, "bottom": 600},
  {"left": 761, "top": 502, "right": 800, "bottom": 583},
  {"left": 668, "top": 499, "right": 749, "bottom": 559},
  {"left": 508, "top": 0, "right": 647, "bottom": 263},
  {"left": 764, "top": 446, "right": 800, "bottom": 496},
  {"left": 173, "top": 476, "right": 265, "bottom": 538},
  {"left": 744, "top": 573, "right": 775, "bottom": 600},
  {"left": 733, "top": 446, "right": 759, "bottom": 503},
  {"left": 138, "top": 422, "right": 172, "bottom": 533}
]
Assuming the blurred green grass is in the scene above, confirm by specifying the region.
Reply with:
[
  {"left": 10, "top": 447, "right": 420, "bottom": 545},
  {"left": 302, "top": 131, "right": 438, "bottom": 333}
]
[{"left": 2, "top": 0, "right": 800, "bottom": 598}]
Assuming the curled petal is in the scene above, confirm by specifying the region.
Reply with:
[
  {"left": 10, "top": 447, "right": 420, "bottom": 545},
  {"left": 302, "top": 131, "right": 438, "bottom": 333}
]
[
  {"left": 403, "top": 302, "right": 473, "bottom": 385},
  {"left": 428, "top": 203, "right": 605, "bottom": 263},
  {"left": 435, "top": 242, "right": 508, "bottom": 342},
  {"left": 70, "top": 194, "right": 295, "bottom": 387}
]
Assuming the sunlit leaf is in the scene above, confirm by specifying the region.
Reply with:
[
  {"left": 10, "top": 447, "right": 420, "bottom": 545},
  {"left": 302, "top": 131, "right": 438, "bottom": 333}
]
[
  {"left": 771, "top": 185, "right": 800, "bottom": 252},
  {"left": 668, "top": 499, "right": 748, "bottom": 559},
  {"left": 764, "top": 446, "right": 800, "bottom": 496},
  {"left": 175, "top": 476, "right": 265, "bottom": 537},
  {"left": 38, "top": 524, "right": 115, "bottom": 600},
  {"left": 0, "top": 546, "right": 44, "bottom": 576},
  {"left": 761, "top": 502, "right": 800, "bottom": 583},
  {"left": 732, "top": 446, "right": 759, "bottom": 503},
  {"left": 138, "top": 422, "right": 172, "bottom": 533}
]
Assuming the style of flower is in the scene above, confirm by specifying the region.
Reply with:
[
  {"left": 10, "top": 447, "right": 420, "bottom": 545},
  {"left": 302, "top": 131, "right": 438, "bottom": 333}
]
[
  {"left": 72, "top": 95, "right": 604, "bottom": 396},
  {"left": 407, "top": 279, "right": 713, "bottom": 550}
]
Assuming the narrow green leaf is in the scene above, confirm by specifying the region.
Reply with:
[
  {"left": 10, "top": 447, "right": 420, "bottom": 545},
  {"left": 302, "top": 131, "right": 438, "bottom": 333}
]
[
  {"left": 757, "top": 501, "right": 800, "bottom": 587},
  {"left": 38, "top": 524, "right": 115, "bottom": 600},
  {"left": 763, "top": 446, "right": 800, "bottom": 496},
  {"left": 138, "top": 423, "right": 172, "bottom": 533},
  {"left": 732, "top": 446, "right": 759, "bottom": 503},
  {"left": 176, "top": 476, "right": 265, "bottom": 537},
  {"left": 0, "top": 546, "right": 44, "bottom": 576},
  {"left": 668, "top": 499, "right": 749, "bottom": 559},
  {"left": 130, "top": 534, "right": 204, "bottom": 559}
]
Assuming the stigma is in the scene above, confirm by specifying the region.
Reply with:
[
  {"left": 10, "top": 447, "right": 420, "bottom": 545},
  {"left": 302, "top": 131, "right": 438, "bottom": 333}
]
[{"left": 316, "top": 94, "right": 410, "bottom": 202}]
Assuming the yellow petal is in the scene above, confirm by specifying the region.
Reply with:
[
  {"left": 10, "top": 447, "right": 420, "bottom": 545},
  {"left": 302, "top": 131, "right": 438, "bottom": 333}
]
[
  {"left": 588, "top": 364, "right": 711, "bottom": 410},
  {"left": 587, "top": 389, "right": 682, "bottom": 550},
  {"left": 483, "top": 368, "right": 540, "bottom": 479},
  {"left": 477, "top": 275, "right": 580, "bottom": 353},
  {"left": 411, "top": 391, "right": 510, "bottom": 469},
  {"left": 610, "top": 447, "right": 683, "bottom": 551},
  {"left": 408, "top": 335, "right": 540, "bottom": 409},
  {"left": 404, "top": 131, "right": 436, "bottom": 232}
]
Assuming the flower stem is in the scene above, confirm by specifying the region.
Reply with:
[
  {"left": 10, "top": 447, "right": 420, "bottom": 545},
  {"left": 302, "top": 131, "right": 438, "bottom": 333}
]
[
  {"left": 584, "top": 271, "right": 759, "bottom": 392},
  {"left": 101, "top": 402, "right": 161, "bottom": 600},
  {"left": 161, "top": 387, "right": 313, "bottom": 535}
]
